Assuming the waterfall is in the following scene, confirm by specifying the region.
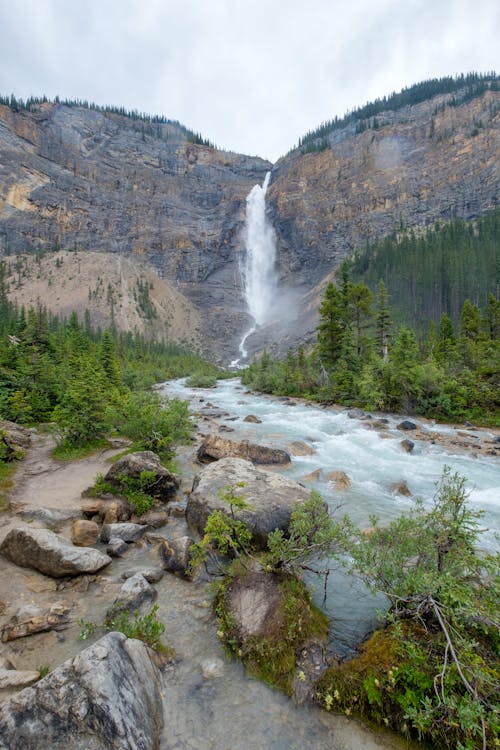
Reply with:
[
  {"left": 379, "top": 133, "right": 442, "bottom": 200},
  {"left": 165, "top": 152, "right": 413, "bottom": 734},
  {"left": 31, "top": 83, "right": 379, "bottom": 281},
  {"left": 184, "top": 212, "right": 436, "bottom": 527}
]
[{"left": 232, "top": 171, "right": 277, "bottom": 366}]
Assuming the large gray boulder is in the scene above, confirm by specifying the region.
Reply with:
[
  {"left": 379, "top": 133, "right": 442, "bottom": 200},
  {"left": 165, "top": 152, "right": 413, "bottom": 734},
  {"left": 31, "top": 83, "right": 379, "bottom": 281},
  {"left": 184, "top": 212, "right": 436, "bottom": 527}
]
[
  {"left": 197, "top": 434, "right": 290, "bottom": 465},
  {"left": 0, "top": 528, "right": 111, "bottom": 577},
  {"left": 104, "top": 451, "right": 179, "bottom": 500},
  {"left": 0, "top": 632, "right": 163, "bottom": 749},
  {"left": 186, "top": 457, "right": 310, "bottom": 548}
]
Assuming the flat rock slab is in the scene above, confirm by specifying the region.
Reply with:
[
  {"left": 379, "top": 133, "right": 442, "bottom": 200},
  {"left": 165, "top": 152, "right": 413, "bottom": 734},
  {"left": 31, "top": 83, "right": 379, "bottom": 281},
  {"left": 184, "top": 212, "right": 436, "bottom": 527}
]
[
  {"left": 1, "top": 602, "right": 71, "bottom": 642},
  {"left": 18, "top": 508, "right": 81, "bottom": 529},
  {"left": 197, "top": 434, "right": 290, "bottom": 465},
  {"left": 0, "top": 632, "right": 163, "bottom": 749},
  {"left": 187, "top": 457, "right": 310, "bottom": 548},
  {"left": 0, "top": 528, "right": 111, "bottom": 578},
  {"left": 0, "top": 668, "right": 40, "bottom": 689}
]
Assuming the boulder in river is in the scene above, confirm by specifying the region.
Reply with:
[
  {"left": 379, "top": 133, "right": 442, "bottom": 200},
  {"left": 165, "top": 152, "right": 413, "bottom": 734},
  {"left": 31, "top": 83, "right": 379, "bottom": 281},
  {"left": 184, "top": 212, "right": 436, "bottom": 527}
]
[
  {"left": 100, "top": 523, "right": 148, "bottom": 543},
  {"left": 187, "top": 457, "right": 310, "bottom": 548},
  {"left": 326, "top": 470, "right": 352, "bottom": 490},
  {"left": 243, "top": 414, "right": 262, "bottom": 423},
  {"left": 0, "top": 632, "right": 163, "bottom": 749},
  {"left": 107, "top": 573, "right": 157, "bottom": 617},
  {"left": 287, "top": 440, "right": 316, "bottom": 456},
  {"left": 217, "top": 567, "right": 329, "bottom": 697},
  {"left": 197, "top": 434, "right": 290, "bottom": 465},
  {"left": 0, "top": 528, "right": 111, "bottom": 578},
  {"left": 104, "top": 451, "right": 180, "bottom": 500},
  {"left": 397, "top": 420, "right": 418, "bottom": 431},
  {"left": 400, "top": 438, "right": 415, "bottom": 453},
  {"left": 390, "top": 481, "right": 412, "bottom": 497},
  {"left": 159, "top": 536, "right": 194, "bottom": 578}
]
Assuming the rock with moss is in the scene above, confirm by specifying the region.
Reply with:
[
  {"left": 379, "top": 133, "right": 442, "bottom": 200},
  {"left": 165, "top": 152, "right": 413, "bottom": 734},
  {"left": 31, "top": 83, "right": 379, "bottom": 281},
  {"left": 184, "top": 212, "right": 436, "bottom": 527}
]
[
  {"left": 0, "top": 420, "right": 31, "bottom": 460},
  {"left": 215, "top": 566, "right": 329, "bottom": 697},
  {"left": 187, "top": 457, "right": 310, "bottom": 549},
  {"left": 104, "top": 451, "right": 179, "bottom": 500}
]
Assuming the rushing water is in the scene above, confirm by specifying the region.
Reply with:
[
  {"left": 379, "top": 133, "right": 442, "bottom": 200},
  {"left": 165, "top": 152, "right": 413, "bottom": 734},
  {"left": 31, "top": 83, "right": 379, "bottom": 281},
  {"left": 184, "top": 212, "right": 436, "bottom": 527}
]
[
  {"left": 232, "top": 172, "right": 278, "bottom": 367},
  {"left": 11, "top": 379, "right": 495, "bottom": 750},
  {"left": 165, "top": 378, "right": 500, "bottom": 653}
]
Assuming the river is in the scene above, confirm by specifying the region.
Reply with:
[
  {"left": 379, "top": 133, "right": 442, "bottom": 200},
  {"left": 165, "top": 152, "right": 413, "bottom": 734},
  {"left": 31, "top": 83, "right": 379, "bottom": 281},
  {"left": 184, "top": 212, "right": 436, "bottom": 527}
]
[{"left": 155, "top": 377, "right": 499, "bottom": 748}]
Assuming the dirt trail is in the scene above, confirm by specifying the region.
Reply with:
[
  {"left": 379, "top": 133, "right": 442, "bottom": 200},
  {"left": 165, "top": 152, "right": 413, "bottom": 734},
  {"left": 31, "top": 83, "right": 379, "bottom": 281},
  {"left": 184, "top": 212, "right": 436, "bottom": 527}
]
[{"left": 0, "top": 432, "right": 124, "bottom": 544}]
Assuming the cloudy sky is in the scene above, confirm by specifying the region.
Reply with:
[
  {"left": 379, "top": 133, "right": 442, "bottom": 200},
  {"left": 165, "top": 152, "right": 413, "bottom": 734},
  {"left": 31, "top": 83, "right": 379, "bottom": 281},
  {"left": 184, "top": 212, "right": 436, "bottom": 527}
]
[{"left": 0, "top": 0, "right": 498, "bottom": 161}]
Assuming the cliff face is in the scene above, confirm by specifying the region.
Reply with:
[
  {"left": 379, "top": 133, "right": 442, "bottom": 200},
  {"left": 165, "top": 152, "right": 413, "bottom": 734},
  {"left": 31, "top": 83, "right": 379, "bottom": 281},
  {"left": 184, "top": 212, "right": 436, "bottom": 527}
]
[
  {"left": 269, "top": 91, "right": 499, "bottom": 284},
  {"left": 0, "top": 89, "right": 498, "bottom": 361},
  {"left": 0, "top": 102, "right": 271, "bottom": 357}
]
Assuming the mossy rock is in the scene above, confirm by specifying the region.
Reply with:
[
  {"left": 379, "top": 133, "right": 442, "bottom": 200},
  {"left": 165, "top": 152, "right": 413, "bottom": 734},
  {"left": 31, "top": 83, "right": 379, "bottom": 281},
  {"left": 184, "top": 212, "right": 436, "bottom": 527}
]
[
  {"left": 215, "top": 566, "right": 328, "bottom": 695},
  {"left": 317, "top": 622, "right": 499, "bottom": 749}
]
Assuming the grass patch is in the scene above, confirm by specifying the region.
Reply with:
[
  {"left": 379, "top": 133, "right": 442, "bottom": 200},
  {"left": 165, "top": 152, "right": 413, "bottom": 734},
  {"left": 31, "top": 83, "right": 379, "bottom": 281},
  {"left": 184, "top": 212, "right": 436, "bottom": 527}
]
[
  {"left": 52, "top": 438, "right": 109, "bottom": 461},
  {"left": 0, "top": 459, "right": 17, "bottom": 512},
  {"left": 79, "top": 605, "right": 174, "bottom": 655},
  {"left": 87, "top": 470, "right": 158, "bottom": 516}
]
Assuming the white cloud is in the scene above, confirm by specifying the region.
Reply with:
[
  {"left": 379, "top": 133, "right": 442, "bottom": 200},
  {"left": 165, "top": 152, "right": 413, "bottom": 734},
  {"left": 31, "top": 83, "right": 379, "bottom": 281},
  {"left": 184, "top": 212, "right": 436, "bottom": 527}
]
[{"left": 0, "top": 0, "right": 498, "bottom": 161}]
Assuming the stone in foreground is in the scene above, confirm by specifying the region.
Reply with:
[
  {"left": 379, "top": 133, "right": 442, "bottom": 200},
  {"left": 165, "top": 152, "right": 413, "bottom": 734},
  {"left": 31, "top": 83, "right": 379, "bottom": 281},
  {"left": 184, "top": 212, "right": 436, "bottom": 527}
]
[
  {"left": 0, "top": 632, "right": 163, "bottom": 749},
  {"left": 0, "top": 527, "right": 111, "bottom": 578},
  {"left": 187, "top": 457, "right": 310, "bottom": 548},
  {"left": 197, "top": 434, "right": 290, "bottom": 465}
]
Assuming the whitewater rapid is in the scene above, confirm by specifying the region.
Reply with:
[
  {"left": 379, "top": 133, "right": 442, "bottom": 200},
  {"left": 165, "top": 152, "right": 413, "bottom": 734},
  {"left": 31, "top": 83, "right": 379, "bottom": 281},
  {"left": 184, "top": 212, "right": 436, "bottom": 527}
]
[{"left": 166, "top": 377, "right": 500, "bottom": 651}]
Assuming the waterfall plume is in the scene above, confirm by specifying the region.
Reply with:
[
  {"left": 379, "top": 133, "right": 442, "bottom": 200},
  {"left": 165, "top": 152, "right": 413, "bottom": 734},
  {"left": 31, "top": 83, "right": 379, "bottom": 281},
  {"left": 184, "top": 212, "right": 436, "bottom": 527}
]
[{"left": 232, "top": 171, "right": 277, "bottom": 366}]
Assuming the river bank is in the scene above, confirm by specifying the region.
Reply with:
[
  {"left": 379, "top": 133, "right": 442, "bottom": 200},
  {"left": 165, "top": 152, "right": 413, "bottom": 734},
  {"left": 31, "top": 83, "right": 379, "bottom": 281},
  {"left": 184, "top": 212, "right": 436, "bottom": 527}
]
[{"left": 0, "top": 396, "right": 423, "bottom": 749}]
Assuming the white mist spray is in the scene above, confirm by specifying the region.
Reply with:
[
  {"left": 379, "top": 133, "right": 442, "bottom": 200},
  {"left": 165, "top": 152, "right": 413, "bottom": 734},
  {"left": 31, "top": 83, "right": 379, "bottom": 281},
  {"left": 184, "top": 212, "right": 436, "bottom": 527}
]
[{"left": 232, "top": 171, "right": 277, "bottom": 366}]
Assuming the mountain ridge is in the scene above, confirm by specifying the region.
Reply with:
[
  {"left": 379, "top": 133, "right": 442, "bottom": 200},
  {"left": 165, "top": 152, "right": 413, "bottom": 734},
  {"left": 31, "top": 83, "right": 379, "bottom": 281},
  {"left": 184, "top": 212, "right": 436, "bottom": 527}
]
[{"left": 0, "top": 74, "right": 498, "bottom": 361}]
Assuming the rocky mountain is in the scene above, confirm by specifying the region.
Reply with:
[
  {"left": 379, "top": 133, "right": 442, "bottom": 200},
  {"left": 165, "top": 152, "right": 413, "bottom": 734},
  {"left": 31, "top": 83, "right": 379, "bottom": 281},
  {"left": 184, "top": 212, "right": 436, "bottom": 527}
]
[{"left": 0, "top": 78, "right": 498, "bottom": 362}]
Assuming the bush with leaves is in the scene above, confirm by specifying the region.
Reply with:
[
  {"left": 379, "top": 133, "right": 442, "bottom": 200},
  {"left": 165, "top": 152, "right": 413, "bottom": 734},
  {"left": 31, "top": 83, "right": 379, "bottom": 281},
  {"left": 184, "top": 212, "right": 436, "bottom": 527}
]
[
  {"left": 112, "top": 391, "right": 191, "bottom": 458},
  {"left": 265, "top": 490, "right": 352, "bottom": 576},
  {"left": 319, "top": 468, "right": 500, "bottom": 749},
  {"left": 188, "top": 483, "right": 254, "bottom": 573},
  {"left": 79, "top": 605, "right": 171, "bottom": 654}
]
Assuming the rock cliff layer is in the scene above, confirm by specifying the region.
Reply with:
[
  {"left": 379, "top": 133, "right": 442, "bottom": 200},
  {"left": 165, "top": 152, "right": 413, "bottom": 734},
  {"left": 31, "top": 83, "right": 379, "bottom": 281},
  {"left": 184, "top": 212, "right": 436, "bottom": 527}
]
[{"left": 0, "top": 86, "right": 498, "bottom": 361}]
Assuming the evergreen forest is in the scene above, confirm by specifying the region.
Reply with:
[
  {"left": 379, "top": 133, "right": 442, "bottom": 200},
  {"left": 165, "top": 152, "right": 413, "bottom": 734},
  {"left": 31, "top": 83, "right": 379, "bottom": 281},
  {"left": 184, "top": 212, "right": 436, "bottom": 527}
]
[
  {"left": 295, "top": 71, "right": 498, "bottom": 153},
  {"left": 243, "top": 215, "right": 500, "bottom": 425},
  {"left": 0, "top": 259, "right": 223, "bottom": 467}
]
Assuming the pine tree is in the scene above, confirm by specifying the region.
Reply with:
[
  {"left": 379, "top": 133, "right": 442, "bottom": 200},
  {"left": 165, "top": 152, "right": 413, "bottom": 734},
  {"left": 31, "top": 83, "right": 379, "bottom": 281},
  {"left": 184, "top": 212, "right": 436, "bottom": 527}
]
[{"left": 375, "top": 280, "right": 391, "bottom": 361}]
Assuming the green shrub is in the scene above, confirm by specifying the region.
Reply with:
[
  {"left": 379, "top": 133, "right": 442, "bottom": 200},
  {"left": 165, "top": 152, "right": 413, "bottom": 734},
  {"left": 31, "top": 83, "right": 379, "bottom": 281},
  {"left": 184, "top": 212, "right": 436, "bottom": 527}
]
[
  {"left": 79, "top": 605, "right": 172, "bottom": 654},
  {"left": 112, "top": 391, "right": 191, "bottom": 458},
  {"left": 88, "top": 470, "right": 158, "bottom": 515},
  {"left": 185, "top": 372, "right": 218, "bottom": 388},
  {"left": 105, "top": 605, "right": 170, "bottom": 653}
]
